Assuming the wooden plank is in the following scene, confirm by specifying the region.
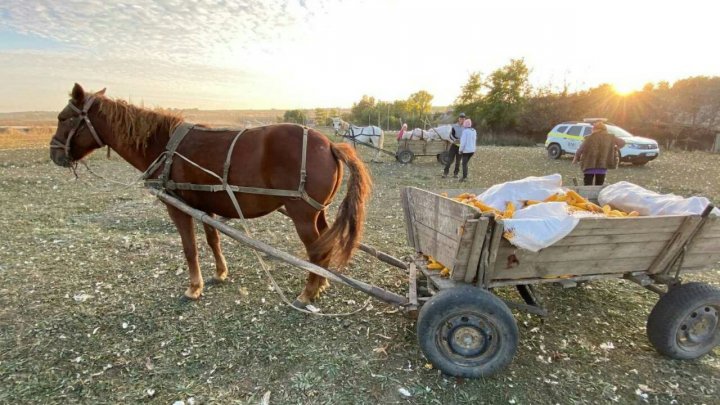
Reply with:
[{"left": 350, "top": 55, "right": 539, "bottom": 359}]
[
  {"left": 570, "top": 216, "right": 685, "bottom": 232},
  {"left": 489, "top": 256, "right": 656, "bottom": 281},
  {"left": 451, "top": 219, "right": 480, "bottom": 281},
  {"left": 482, "top": 220, "right": 505, "bottom": 286},
  {"left": 401, "top": 188, "right": 418, "bottom": 249},
  {"left": 414, "top": 221, "right": 460, "bottom": 266},
  {"left": 495, "top": 240, "right": 668, "bottom": 264},
  {"left": 488, "top": 273, "right": 625, "bottom": 288},
  {"left": 647, "top": 215, "right": 702, "bottom": 274},
  {"left": 465, "top": 218, "right": 489, "bottom": 283},
  {"left": 552, "top": 231, "right": 676, "bottom": 247},
  {"left": 681, "top": 253, "right": 720, "bottom": 269},
  {"left": 476, "top": 226, "right": 494, "bottom": 288},
  {"left": 693, "top": 216, "right": 720, "bottom": 238},
  {"left": 407, "top": 187, "right": 479, "bottom": 220},
  {"left": 420, "top": 264, "right": 463, "bottom": 291},
  {"left": 408, "top": 262, "right": 418, "bottom": 312},
  {"left": 685, "top": 237, "right": 720, "bottom": 254}
]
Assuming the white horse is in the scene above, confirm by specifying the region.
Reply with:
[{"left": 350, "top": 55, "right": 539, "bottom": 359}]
[{"left": 332, "top": 118, "right": 385, "bottom": 162}]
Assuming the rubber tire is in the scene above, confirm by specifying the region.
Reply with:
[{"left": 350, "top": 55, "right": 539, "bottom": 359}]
[
  {"left": 417, "top": 286, "right": 518, "bottom": 378},
  {"left": 647, "top": 282, "right": 720, "bottom": 360},
  {"left": 437, "top": 151, "right": 450, "bottom": 165},
  {"left": 547, "top": 143, "right": 562, "bottom": 159},
  {"left": 397, "top": 150, "right": 414, "bottom": 164}
]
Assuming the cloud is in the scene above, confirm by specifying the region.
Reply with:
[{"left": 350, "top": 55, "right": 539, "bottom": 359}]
[{"left": 0, "top": 0, "right": 325, "bottom": 63}]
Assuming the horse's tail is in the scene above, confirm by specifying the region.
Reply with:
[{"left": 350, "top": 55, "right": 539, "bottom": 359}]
[{"left": 310, "top": 143, "right": 372, "bottom": 268}]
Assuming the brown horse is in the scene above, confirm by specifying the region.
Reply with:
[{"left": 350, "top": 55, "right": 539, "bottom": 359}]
[{"left": 49, "top": 83, "right": 371, "bottom": 306}]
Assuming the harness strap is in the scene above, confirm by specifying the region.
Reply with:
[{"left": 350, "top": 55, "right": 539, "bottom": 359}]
[
  {"left": 144, "top": 124, "right": 327, "bottom": 211},
  {"left": 160, "top": 123, "right": 194, "bottom": 189}
]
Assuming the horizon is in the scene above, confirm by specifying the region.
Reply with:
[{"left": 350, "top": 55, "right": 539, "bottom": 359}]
[{"left": 1, "top": 0, "right": 719, "bottom": 113}]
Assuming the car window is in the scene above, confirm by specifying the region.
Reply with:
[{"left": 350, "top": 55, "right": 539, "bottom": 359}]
[
  {"left": 556, "top": 125, "right": 568, "bottom": 134},
  {"left": 566, "top": 126, "right": 583, "bottom": 136},
  {"left": 582, "top": 127, "right": 592, "bottom": 136}
]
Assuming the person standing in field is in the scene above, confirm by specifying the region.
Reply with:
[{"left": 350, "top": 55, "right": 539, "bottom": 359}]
[
  {"left": 442, "top": 112, "right": 466, "bottom": 178},
  {"left": 458, "top": 118, "right": 477, "bottom": 182},
  {"left": 397, "top": 123, "right": 407, "bottom": 141},
  {"left": 572, "top": 121, "right": 626, "bottom": 185}
]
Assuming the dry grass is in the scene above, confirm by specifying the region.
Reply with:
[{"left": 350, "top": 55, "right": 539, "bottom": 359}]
[
  {"left": 0, "top": 127, "right": 55, "bottom": 150},
  {"left": 0, "top": 134, "right": 718, "bottom": 404}
]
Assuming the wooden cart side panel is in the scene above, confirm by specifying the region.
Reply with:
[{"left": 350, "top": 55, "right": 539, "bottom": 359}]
[
  {"left": 396, "top": 139, "right": 450, "bottom": 155},
  {"left": 403, "top": 187, "right": 481, "bottom": 278},
  {"left": 682, "top": 216, "right": 720, "bottom": 270},
  {"left": 488, "top": 215, "right": 688, "bottom": 281}
]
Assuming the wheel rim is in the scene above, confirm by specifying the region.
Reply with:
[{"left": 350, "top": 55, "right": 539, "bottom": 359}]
[
  {"left": 548, "top": 145, "right": 560, "bottom": 158},
  {"left": 676, "top": 304, "right": 719, "bottom": 352},
  {"left": 437, "top": 313, "right": 500, "bottom": 365}
]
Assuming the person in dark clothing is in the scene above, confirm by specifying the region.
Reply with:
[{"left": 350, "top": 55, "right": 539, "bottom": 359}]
[
  {"left": 442, "top": 112, "right": 466, "bottom": 178},
  {"left": 572, "top": 121, "right": 626, "bottom": 185}
]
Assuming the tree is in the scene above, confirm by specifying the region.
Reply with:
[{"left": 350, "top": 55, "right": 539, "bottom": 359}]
[
  {"left": 283, "top": 109, "right": 308, "bottom": 124},
  {"left": 350, "top": 95, "right": 377, "bottom": 125},
  {"left": 480, "top": 58, "right": 531, "bottom": 131},
  {"left": 453, "top": 72, "right": 484, "bottom": 122},
  {"left": 406, "top": 90, "right": 434, "bottom": 126}
]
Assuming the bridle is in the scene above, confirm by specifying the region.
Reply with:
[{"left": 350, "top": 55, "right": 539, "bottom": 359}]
[{"left": 50, "top": 96, "right": 105, "bottom": 161}]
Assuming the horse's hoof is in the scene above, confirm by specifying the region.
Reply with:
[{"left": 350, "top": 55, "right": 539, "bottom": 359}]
[
  {"left": 291, "top": 299, "right": 308, "bottom": 310},
  {"left": 179, "top": 295, "right": 199, "bottom": 303}
]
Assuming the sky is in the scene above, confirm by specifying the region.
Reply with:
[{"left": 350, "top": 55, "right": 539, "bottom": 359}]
[{"left": 0, "top": 0, "right": 719, "bottom": 112}]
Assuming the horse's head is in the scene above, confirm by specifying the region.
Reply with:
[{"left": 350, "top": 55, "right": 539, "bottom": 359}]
[
  {"left": 50, "top": 83, "right": 107, "bottom": 167},
  {"left": 331, "top": 117, "right": 350, "bottom": 134}
]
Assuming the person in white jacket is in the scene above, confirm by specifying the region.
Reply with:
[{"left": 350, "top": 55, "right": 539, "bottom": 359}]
[{"left": 458, "top": 118, "right": 477, "bottom": 182}]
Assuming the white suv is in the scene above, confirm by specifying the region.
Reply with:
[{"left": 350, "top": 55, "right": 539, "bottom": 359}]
[{"left": 545, "top": 120, "right": 660, "bottom": 166}]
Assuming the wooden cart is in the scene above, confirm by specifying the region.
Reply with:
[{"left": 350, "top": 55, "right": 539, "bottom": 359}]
[
  {"left": 401, "top": 185, "right": 720, "bottom": 378},
  {"left": 395, "top": 139, "right": 453, "bottom": 164},
  {"left": 339, "top": 131, "right": 452, "bottom": 165}
]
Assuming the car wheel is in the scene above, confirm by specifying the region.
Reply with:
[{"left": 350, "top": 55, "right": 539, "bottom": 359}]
[{"left": 547, "top": 144, "right": 562, "bottom": 159}]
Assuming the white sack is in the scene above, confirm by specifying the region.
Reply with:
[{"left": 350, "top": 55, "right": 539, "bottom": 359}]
[
  {"left": 598, "top": 181, "right": 719, "bottom": 216},
  {"left": 475, "top": 173, "right": 565, "bottom": 211},
  {"left": 502, "top": 202, "right": 580, "bottom": 252}
]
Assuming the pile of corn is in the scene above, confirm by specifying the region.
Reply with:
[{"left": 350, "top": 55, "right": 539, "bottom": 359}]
[
  {"left": 445, "top": 190, "right": 639, "bottom": 218},
  {"left": 425, "top": 255, "right": 450, "bottom": 278}
]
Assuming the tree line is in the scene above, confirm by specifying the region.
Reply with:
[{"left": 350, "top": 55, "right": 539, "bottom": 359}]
[{"left": 282, "top": 59, "right": 720, "bottom": 150}]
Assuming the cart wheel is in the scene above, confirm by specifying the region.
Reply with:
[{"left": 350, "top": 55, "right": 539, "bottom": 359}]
[
  {"left": 647, "top": 282, "right": 720, "bottom": 360},
  {"left": 417, "top": 286, "right": 518, "bottom": 378},
  {"left": 397, "top": 150, "right": 415, "bottom": 164},
  {"left": 437, "top": 151, "right": 450, "bottom": 165},
  {"left": 547, "top": 143, "right": 562, "bottom": 159}
]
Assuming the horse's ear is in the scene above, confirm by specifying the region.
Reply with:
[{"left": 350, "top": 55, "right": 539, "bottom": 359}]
[
  {"left": 95, "top": 88, "right": 107, "bottom": 97},
  {"left": 71, "top": 83, "right": 85, "bottom": 103}
]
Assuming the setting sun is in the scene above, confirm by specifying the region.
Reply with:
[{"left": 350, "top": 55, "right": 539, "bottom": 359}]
[{"left": 612, "top": 83, "right": 639, "bottom": 96}]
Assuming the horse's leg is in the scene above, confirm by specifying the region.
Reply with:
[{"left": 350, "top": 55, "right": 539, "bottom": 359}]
[
  {"left": 285, "top": 203, "right": 328, "bottom": 306},
  {"left": 315, "top": 211, "right": 331, "bottom": 294},
  {"left": 202, "top": 218, "right": 228, "bottom": 283},
  {"left": 166, "top": 205, "right": 204, "bottom": 299}
]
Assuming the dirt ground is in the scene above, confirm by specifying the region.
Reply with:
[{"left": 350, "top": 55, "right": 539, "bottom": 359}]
[{"left": 1, "top": 131, "right": 719, "bottom": 404}]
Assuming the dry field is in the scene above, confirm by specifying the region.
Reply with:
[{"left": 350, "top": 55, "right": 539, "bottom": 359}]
[{"left": 1, "top": 128, "right": 719, "bottom": 404}]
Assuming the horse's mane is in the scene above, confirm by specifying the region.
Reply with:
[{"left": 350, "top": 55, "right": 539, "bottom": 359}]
[{"left": 97, "top": 97, "right": 183, "bottom": 150}]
